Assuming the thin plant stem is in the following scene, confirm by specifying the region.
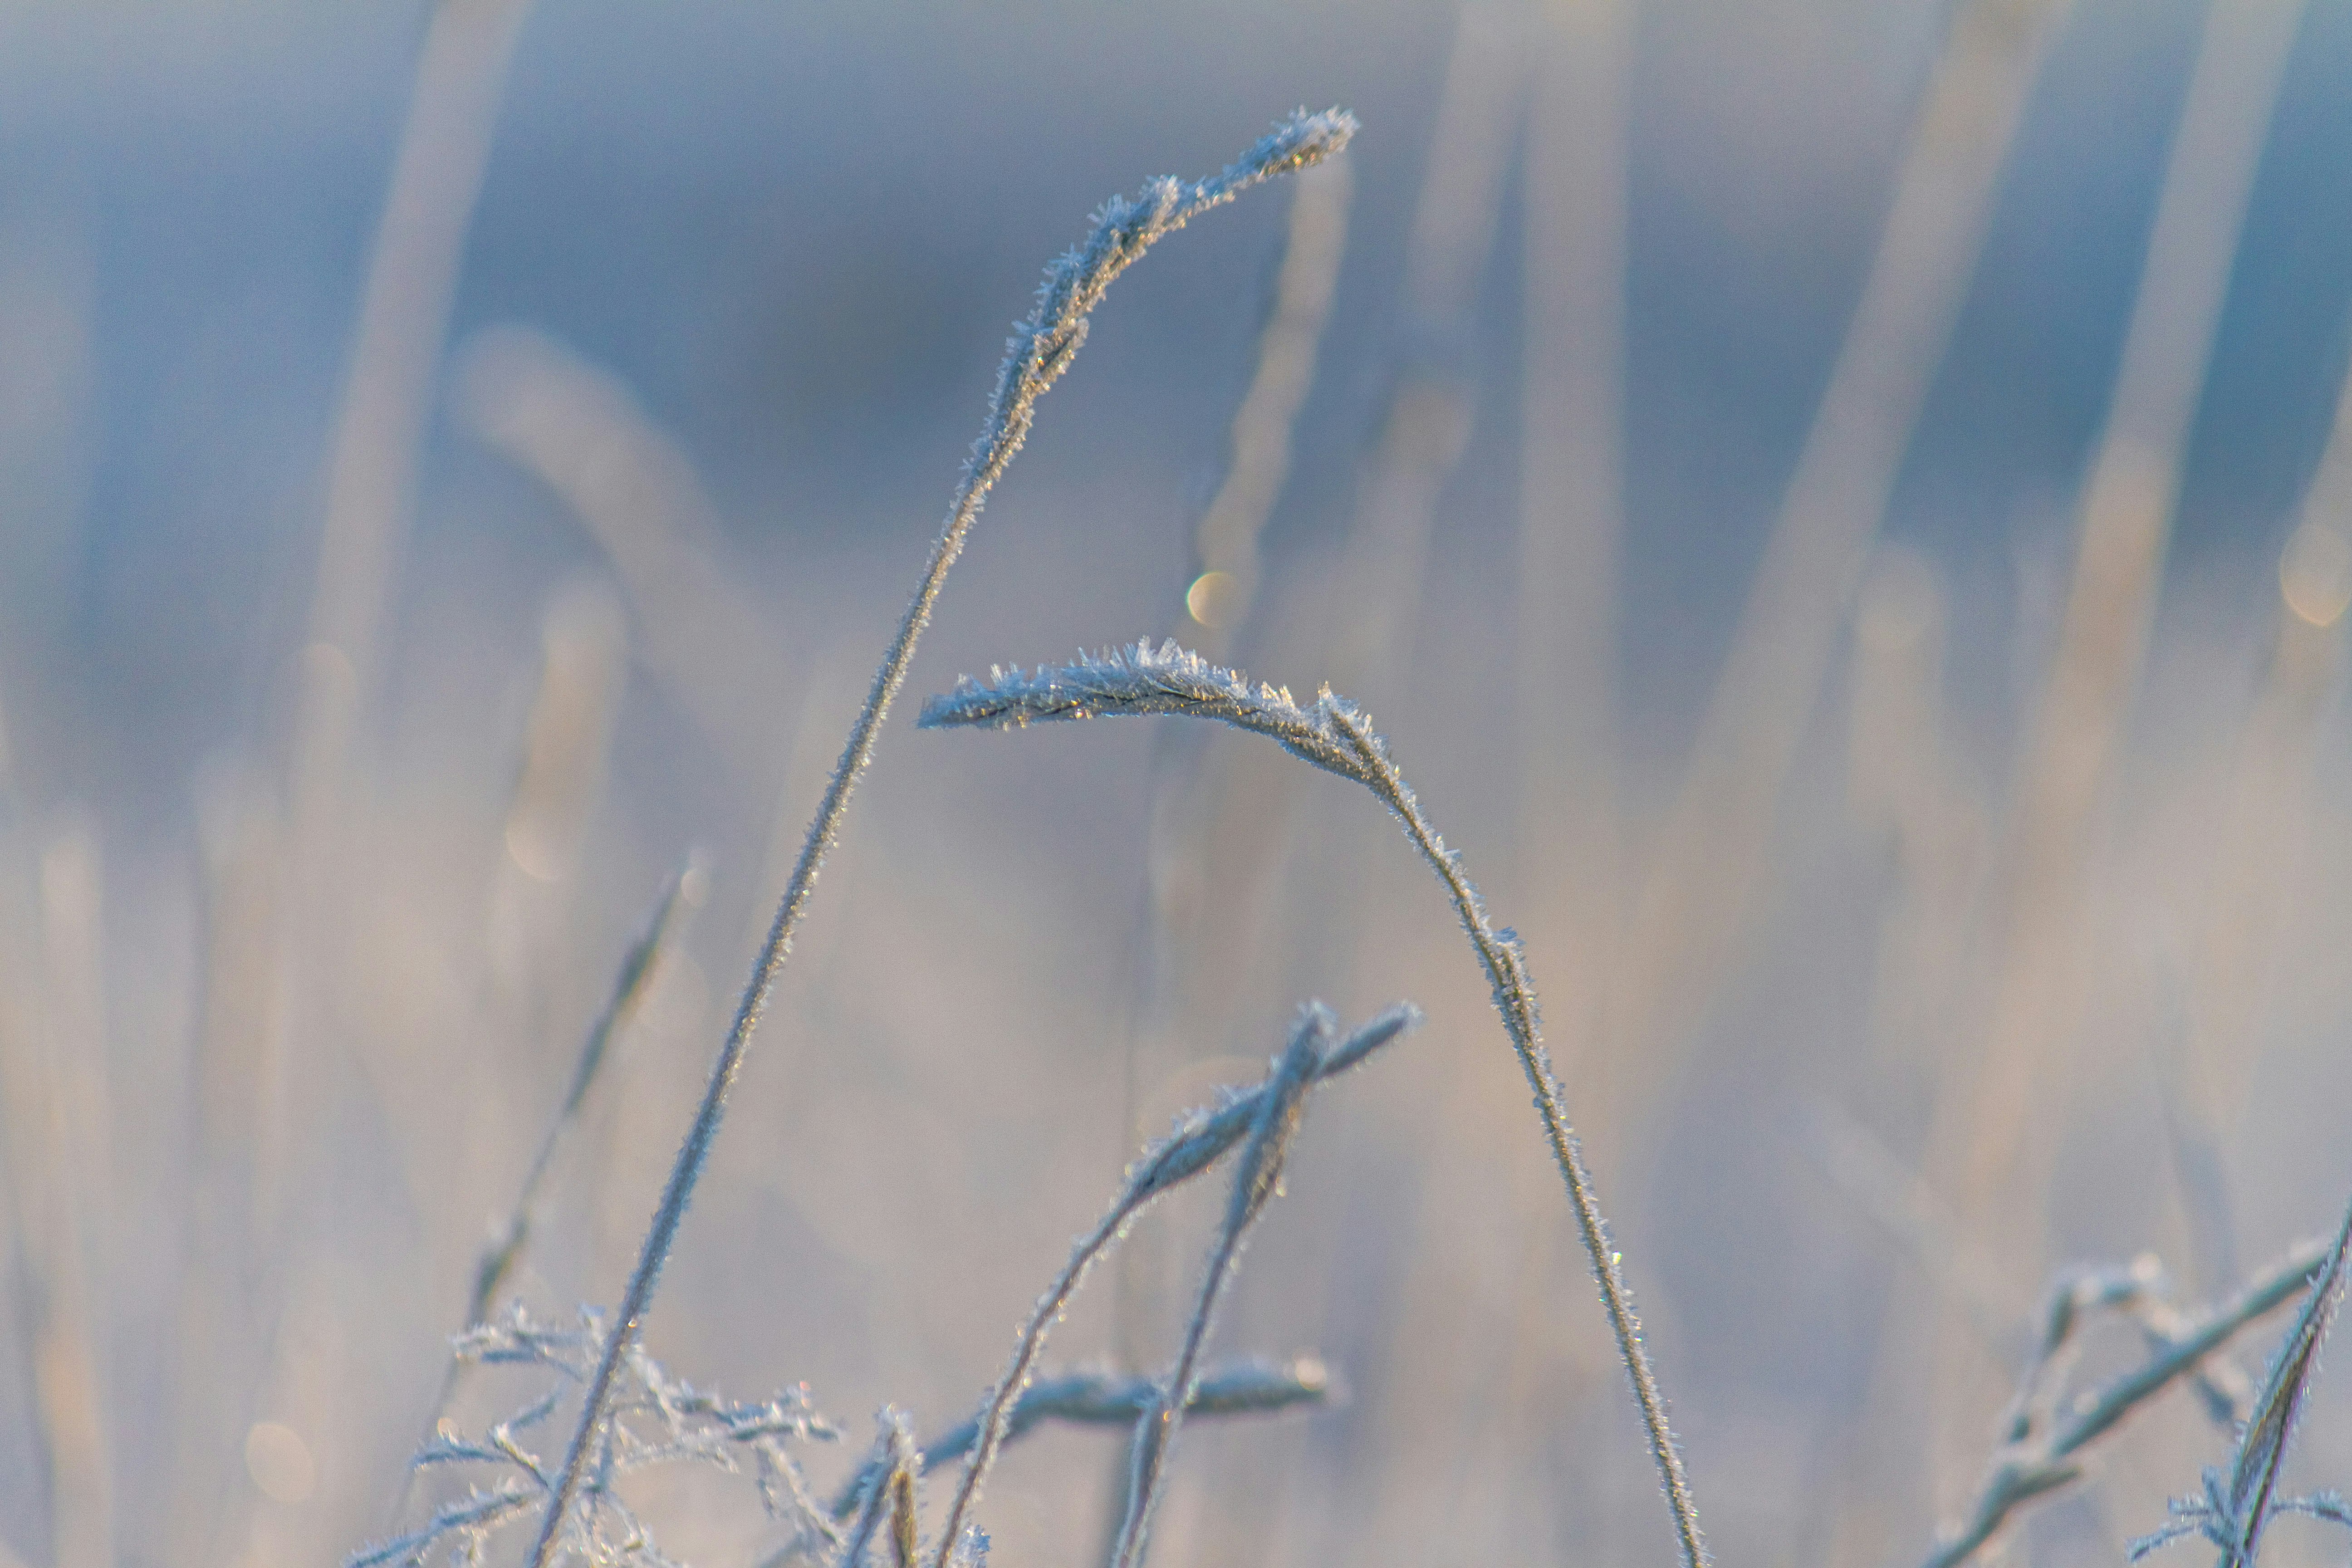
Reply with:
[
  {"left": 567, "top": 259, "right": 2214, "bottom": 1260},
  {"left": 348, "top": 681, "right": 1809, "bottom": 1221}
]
[
  {"left": 470, "top": 859, "right": 699, "bottom": 1329},
  {"left": 1185, "top": 153, "right": 1352, "bottom": 652},
  {"left": 1322, "top": 705, "right": 1705, "bottom": 1568},
  {"left": 833, "top": 1412, "right": 918, "bottom": 1568},
  {"left": 1922, "top": 1229, "right": 2334, "bottom": 1568},
  {"left": 386, "top": 859, "right": 698, "bottom": 1529},
  {"left": 521, "top": 113, "right": 1355, "bottom": 1568},
  {"left": 1107, "top": 1008, "right": 1326, "bottom": 1568},
  {"left": 827, "top": 1360, "right": 1329, "bottom": 1519},
  {"left": 918, "top": 641, "right": 1707, "bottom": 1568},
  {"left": 929, "top": 1003, "right": 1414, "bottom": 1567},
  {"left": 1325, "top": 0, "right": 1528, "bottom": 696}
]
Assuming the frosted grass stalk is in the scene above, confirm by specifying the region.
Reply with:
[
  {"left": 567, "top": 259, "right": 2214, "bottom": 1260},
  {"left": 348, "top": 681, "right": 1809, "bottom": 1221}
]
[
  {"left": 833, "top": 1412, "right": 919, "bottom": 1568},
  {"left": 929, "top": 1003, "right": 1414, "bottom": 1567},
  {"left": 1107, "top": 1008, "right": 1325, "bottom": 1568},
  {"left": 1917, "top": 1228, "right": 2334, "bottom": 1568},
  {"left": 522, "top": 111, "right": 1355, "bottom": 1568},
  {"left": 2127, "top": 1185, "right": 2352, "bottom": 1567},
  {"left": 919, "top": 640, "right": 1706, "bottom": 1568}
]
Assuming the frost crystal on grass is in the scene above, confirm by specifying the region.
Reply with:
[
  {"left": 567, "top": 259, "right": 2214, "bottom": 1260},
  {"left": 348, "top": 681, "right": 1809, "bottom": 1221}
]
[
  {"left": 353, "top": 1304, "right": 841, "bottom": 1568},
  {"left": 920, "top": 639, "right": 1373, "bottom": 785}
]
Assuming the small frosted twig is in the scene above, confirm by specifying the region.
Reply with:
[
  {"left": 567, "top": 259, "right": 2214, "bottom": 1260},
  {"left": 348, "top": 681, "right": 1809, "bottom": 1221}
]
[
  {"left": 927, "top": 1002, "right": 1414, "bottom": 1566},
  {"left": 2127, "top": 1184, "right": 2352, "bottom": 1567},
  {"left": 1919, "top": 1231, "right": 2332, "bottom": 1568},
  {"left": 1107, "top": 1007, "right": 1326, "bottom": 1568},
  {"left": 827, "top": 1359, "right": 1329, "bottom": 1519},
  {"left": 348, "top": 1483, "right": 539, "bottom": 1568},
  {"left": 366, "top": 1303, "right": 838, "bottom": 1568},
  {"left": 521, "top": 111, "right": 1353, "bottom": 1568},
  {"left": 920, "top": 640, "right": 1706, "bottom": 1567},
  {"left": 1995, "top": 1259, "right": 2247, "bottom": 1446},
  {"left": 885, "top": 1430, "right": 921, "bottom": 1568},
  {"left": 834, "top": 1412, "right": 919, "bottom": 1568}
]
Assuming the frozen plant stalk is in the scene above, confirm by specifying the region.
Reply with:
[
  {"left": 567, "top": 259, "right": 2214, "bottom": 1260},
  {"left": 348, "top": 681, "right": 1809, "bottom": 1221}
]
[
  {"left": 2132, "top": 1184, "right": 2352, "bottom": 1566},
  {"left": 519, "top": 112, "right": 1356, "bottom": 1568},
  {"left": 920, "top": 640, "right": 1707, "bottom": 1568}
]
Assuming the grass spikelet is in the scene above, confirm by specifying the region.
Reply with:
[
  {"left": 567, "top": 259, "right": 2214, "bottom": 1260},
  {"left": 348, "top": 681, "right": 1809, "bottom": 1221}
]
[
  {"left": 1106, "top": 1005, "right": 1327, "bottom": 1568},
  {"left": 920, "top": 640, "right": 1707, "bottom": 1567}
]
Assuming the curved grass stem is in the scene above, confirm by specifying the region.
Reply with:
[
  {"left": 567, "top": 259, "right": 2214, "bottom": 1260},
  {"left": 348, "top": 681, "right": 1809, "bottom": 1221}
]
[{"left": 918, "top": 639, "right": 1707, "bottom": 1568}]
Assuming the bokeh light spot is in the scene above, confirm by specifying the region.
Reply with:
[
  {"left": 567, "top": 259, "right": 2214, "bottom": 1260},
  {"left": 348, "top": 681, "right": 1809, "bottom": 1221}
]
[
  {"left": 2280, "top": 521, "right": 2352, "bottom": 627},
  {"left": 1186, "top": 570, "right": 1239, "bottom": 628},
  {"left": 245, "top": 1421, "right": 314, "bottom": 1504}
]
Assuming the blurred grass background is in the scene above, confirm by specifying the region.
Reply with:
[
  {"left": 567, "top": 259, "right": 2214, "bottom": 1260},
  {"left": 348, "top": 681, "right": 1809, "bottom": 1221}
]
[{"left": 5, "top": 0, "right": 2352, "bottom": 1565}]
